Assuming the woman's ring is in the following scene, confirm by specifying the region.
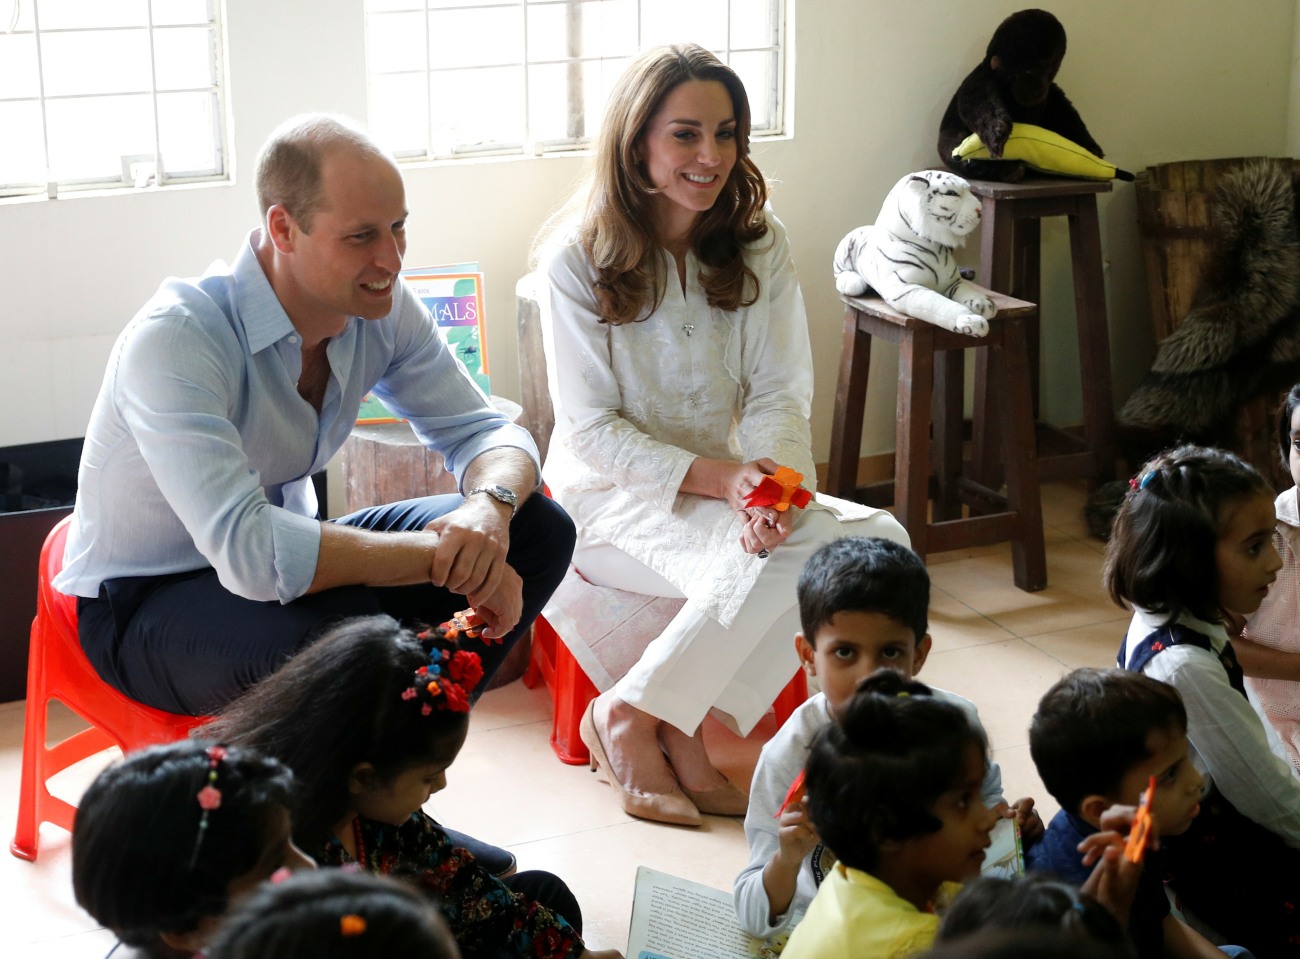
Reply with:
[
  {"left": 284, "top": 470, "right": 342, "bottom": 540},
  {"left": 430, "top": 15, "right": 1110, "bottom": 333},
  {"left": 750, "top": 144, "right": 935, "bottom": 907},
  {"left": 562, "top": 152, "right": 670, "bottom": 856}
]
[{"left": 757, "top": 549, "right": 770, "bottom": 559}]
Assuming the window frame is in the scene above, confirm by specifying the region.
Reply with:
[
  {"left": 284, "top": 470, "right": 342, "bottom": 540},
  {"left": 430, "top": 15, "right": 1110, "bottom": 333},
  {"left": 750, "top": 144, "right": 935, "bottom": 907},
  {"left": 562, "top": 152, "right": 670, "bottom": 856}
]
[
  {"left": 0, "top": 0, "right": 230, "bottom": 199},
  {"left": 364, "top": 0, "right": 787, "bottom": 163}
]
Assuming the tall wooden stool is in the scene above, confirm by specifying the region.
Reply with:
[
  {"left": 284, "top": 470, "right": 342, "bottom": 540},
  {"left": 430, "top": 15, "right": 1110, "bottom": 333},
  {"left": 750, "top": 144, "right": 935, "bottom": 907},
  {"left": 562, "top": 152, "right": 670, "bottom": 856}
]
[
  {"left": 827, "top": 289, "right": 1047, "bottom": 592},
  {"left": 965, "top": 177, "right": 1117, "bottom": 485}
]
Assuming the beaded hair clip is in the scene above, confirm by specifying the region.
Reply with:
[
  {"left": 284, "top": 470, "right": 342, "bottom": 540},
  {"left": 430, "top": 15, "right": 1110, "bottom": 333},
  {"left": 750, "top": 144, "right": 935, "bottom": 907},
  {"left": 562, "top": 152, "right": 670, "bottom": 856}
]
[
  {"left": 1127, "top": 469, "right": 1157, "bottom": 494},
  {"left": 404, "top": 612, "right": 488, "bottom": 714},
  {"left": 188, "top": 744, "right": 227, "bottom": 868},
  {"left": 340, "top": 915, "right": 367, "bottom": 937}
]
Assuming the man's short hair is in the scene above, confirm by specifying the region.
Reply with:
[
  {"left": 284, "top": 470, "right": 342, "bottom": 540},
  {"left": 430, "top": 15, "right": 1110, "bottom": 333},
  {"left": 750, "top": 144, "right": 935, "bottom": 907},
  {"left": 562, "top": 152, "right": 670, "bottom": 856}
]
[
  {"left": 1029, "top": 668, "right": 1187, "bottom": 815},
  {"left": 797, "top": 536, "right": 929, "bottom": 645},
  {"left": 254, "top": 114, "right": 387, "bottom": 231}
]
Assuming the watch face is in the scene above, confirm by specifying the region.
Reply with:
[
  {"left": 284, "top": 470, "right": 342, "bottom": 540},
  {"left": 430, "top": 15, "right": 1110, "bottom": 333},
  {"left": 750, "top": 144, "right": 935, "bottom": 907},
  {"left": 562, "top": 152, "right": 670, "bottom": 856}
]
[
  {"left": 488, "top": 484, "right": 517, "bottom": 504},
  {"left": 472, "top": 484, "right": 517, "bottom": 510}
]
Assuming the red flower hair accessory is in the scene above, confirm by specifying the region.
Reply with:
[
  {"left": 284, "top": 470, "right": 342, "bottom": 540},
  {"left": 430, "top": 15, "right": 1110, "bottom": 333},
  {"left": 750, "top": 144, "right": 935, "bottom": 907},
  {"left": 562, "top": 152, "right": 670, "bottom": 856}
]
[
  {"left": 406, "top": 620, "right": 484, "bottom": 716},
  {"left": 448, "top": 649, "right": 484, "bottom": 688}
]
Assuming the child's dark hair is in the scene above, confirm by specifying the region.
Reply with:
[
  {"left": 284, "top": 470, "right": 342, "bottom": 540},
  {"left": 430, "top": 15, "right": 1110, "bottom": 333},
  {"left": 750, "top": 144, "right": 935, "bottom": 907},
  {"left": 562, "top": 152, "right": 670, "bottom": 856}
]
[
  {"left": 1029, "top": 668, "right": 1187, "bottom": 815},
  {"left": 72, "top": 739, "right": 294, "bottom": 953},
  {"left": 797, "top": 536, "right": 929, "bottom": 643},
  {"left": 199, "top": 614, "right": 479, "bottom": 848},
  {"left": 1103, "top": 444, "right": 1271, "bottom": 624},
  {"left": 938, "top": 874, "right": 1130, "bottom": 950},
  {"left": 922, "top": 929, "right": 1134, "bottom": 959},
  {"left": 206, "top": 869, "right": 458, "bottom": 959},
  {"left": 803, "top": 669, "right": 985, "bottom": 873},
  {"left": 1278, "top": 383, "right": 1300, "bottom": 470}
]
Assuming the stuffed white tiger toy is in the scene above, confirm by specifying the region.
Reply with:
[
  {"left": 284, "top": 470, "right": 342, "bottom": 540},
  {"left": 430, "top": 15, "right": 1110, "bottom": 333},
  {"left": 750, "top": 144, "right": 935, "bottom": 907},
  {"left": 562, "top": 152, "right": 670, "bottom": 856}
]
[{"left": 833, "top": 170, "right": 994, "bottom": 337}]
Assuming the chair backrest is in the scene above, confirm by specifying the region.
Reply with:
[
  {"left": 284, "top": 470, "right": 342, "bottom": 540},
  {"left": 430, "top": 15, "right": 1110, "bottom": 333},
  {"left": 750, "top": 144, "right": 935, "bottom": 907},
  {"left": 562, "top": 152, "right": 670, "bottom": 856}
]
[
  {"left": 39, "top": 515, "right": 77, "bottom": 636},
  {"left": 515, "top": 273, "right": 554, "bottom": 464}
]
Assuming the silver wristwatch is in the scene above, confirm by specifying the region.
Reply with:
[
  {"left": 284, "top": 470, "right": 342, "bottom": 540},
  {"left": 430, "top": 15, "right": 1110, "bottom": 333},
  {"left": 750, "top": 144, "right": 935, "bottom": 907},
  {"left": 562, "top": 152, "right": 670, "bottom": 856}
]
[{"left": 467, "top": 484, "right": 518, "bottom": 517}]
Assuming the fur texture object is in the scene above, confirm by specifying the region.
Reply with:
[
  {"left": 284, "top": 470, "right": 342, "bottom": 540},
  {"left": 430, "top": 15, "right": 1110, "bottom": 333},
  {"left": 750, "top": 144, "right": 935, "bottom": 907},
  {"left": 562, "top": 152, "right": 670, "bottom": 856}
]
[
  {"left": 1083, "top": 160, "right": 1300, "bottom": 540},
  {"left": 1119, "top": 160, "right": 1300, "bottom": 440},
  {"left": 938, "top": 9, "right": 1102, "bottom": 183},
  {"left": 833, "top": 171, "right": 994, "bottom": 337}
]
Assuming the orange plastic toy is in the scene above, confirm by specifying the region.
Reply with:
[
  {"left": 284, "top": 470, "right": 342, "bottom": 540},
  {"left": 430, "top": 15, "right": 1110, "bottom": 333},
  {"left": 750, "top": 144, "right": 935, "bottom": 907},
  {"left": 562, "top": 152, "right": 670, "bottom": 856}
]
[
  {"left": 441, "top": 608, "right": 497, "bottom": 644},
  {"left": 775, "top": 769, "right": 807, "bottom": 818},
  {"left": 744, "top": 466, "right": 813, "bottom": 512},
  {"left": 1124, "top": 775, "right": 1156, "bottom": 864}
]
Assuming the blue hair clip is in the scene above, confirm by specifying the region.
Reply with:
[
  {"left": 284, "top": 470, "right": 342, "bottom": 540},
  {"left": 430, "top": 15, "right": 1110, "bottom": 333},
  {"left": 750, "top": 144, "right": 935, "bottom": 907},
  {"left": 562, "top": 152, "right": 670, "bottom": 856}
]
[{"left": 1139, "top": 469, "right": 1156, "bottom": 490}]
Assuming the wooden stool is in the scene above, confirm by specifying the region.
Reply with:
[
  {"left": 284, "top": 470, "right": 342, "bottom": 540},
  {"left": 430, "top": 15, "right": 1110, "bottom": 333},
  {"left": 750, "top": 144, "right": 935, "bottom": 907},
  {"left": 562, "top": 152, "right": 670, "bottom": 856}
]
[
  {"left": 965, "top": 177, "right": 1117, "bottom": 484},
  {"left": 827, "top": 289, "right": 1047, "bottom": 592},
  {"left": 339, "top": 396, "right": 524, "bottom": 514}
]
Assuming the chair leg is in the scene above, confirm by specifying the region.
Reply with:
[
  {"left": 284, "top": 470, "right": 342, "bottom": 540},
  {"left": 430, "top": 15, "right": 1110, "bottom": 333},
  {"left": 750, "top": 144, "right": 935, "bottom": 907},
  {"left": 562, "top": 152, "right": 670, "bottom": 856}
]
[
  {"left": 10, "top": 694, "right": 47, "bottom": 861},
  {"left": 828, "top": 307, "right": 872, "bottom": 499},
  {"left": 932, "top": 348, "right": 964, "bottom": 521},
  {"left": 1068, "top": 198, "right": 1117, "bottom": 482},
  {"left": 999, "top": 316, "right": 1048, "bottom": 592},
  {"left": 551, "top": 638, "right": 599, "bottom": 766},
  {"left": 11, "top": 616, "right": 50, "bottom": 862},
  {"left": 896, "top": 326, "right": 935, "bottom": 557}
]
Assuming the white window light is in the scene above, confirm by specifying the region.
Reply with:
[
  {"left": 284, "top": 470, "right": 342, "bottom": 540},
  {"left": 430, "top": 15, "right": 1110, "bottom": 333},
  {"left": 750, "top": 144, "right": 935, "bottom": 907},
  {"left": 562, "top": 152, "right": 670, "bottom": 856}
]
[
  {"left": 363, "top": 0, "right": 785, "bottom": 162},
  {"left": 0, "top": 0, "right": 227, "bottom": 199}
]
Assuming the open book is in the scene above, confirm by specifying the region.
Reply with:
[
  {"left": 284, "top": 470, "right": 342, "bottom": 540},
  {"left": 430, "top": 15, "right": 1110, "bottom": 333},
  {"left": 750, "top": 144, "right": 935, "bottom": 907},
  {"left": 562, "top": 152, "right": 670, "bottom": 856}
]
[
  {"left": 626, "top": 820, "right": 1021, "bottom": 958},
  {"left": 627, "top": 866, "right": 798, "bottom": 959}
]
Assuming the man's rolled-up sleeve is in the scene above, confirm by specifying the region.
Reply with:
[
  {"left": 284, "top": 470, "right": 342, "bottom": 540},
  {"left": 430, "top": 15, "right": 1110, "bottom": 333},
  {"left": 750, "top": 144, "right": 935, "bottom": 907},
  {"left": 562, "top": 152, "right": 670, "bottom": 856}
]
[{"left": 116, "top": 316, "right": 322, "bottom": 602}]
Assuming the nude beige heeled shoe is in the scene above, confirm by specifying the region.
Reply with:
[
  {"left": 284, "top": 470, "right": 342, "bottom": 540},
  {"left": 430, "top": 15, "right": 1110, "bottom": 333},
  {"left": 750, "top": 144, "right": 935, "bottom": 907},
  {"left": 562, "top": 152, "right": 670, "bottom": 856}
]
[{"left": 579, "top": 701, "right": 702, "bottom": 827}]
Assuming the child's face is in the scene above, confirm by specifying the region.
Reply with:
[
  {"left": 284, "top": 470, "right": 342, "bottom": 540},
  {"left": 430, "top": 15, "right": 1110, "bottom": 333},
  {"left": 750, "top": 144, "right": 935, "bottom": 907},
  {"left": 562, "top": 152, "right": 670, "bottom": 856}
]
[
  {"left": 1215, "top": 490, "right": 1282, "bottom": 615},
  {"left": 796, "top": 612, "right": 931, "bottom": 717},
  {"left": 1289, "top": 405, "right": 1300, "bottom": 490},
  {"left": 355, "top": 757, "right": 456, "bottom": 826},
  {"left": 892, "top": 742, "right": 999, "bottom": 888},
  {"left": 1113, "top": 725, "right": 1204, "bottom": 837}
]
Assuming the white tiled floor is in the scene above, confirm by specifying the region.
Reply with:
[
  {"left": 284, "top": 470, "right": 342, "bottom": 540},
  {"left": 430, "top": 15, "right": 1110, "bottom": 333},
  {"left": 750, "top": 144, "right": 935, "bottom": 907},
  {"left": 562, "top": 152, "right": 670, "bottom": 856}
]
[{"left": 1, "top": 481, "right": 1124, "bottom": 957}]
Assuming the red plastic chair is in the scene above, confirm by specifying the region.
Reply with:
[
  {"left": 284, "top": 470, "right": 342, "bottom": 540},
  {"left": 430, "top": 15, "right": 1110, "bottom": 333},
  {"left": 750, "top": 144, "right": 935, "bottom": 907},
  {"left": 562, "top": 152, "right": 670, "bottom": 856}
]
[
  {"left": 523, "top": 608, "right": 808, "bottom": 765},
  {"left": 11, "top": 516, "right": 208, "bottom": 861}
]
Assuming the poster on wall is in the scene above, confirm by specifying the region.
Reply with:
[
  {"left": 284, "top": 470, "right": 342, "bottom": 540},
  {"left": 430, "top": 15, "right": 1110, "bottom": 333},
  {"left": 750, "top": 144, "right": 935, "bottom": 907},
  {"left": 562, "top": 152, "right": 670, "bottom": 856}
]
[
  {"left": 355, "top": 263, "right": 491, "bottom": 425},
  {"left": 403, "top": 263, "right": 490, "bottom": 395}
]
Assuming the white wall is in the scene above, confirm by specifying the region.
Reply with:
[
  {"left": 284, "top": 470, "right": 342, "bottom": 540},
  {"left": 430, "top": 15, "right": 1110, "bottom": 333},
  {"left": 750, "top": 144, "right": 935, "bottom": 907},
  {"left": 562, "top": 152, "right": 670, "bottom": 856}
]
[{"left": 1, "top": 0, "right": 1294, "bottom": 470}]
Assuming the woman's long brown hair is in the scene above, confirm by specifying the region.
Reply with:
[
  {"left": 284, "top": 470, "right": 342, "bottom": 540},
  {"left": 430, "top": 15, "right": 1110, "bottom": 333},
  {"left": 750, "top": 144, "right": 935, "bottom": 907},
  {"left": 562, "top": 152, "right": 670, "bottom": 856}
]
[{"left": 573, "top": 43, "right": 770, "bottom": 325}]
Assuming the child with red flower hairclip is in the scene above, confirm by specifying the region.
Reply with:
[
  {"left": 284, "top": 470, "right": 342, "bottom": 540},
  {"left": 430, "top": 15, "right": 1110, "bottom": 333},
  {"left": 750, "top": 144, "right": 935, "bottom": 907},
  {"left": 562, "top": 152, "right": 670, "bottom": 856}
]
[{"left": 201, "top": 614, "right": 621, "bottom": 959}]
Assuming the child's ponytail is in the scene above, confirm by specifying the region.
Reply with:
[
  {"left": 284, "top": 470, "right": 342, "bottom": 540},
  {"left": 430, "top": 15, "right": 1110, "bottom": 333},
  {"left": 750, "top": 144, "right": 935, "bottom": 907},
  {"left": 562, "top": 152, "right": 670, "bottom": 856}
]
[
  {"left": 199, "top": 614, "right": 484, "bottom": 849},
  {"left": 834, "top": 669, "right": 935, "bottom": 746},
  {"left": 804, "top": 669, "right": 985, "bottom": 874}
]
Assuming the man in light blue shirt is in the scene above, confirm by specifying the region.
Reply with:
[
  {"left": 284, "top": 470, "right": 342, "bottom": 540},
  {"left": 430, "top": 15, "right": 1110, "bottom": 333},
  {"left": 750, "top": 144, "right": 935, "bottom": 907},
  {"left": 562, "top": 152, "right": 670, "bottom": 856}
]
[{"left": 55, "top": 115, "right": 575, "bottom": 719}]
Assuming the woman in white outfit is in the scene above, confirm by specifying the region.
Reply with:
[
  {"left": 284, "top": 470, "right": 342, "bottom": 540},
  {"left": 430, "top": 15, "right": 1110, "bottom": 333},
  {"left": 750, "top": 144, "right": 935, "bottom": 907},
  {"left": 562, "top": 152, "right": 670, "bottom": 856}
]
[{"left": 537, "top": 43, "right": 908, "bottom": 826}]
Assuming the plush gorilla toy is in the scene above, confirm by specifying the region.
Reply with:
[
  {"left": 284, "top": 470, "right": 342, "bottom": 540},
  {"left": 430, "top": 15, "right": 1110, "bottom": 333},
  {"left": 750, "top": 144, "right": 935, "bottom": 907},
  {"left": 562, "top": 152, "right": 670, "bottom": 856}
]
[{"left": 938, "top": 9, "right": 1102, "bottom": 182}]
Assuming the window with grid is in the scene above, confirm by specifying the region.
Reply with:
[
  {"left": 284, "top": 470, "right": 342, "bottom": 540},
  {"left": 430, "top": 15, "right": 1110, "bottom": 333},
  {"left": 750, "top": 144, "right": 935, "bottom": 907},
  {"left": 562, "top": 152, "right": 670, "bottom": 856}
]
[
  {"left": 364, "top": 0, "right": 785, "bottom": 161},
  {"left": 0, "top": 0, "right": 226, "bottom": 198}
]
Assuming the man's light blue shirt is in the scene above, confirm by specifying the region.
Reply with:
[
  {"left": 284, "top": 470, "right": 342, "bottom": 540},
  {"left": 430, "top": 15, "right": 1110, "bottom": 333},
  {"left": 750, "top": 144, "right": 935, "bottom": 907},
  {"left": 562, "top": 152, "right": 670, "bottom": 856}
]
[{"left": 55, "top": 230, "right": 538, "bottom": 604}]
